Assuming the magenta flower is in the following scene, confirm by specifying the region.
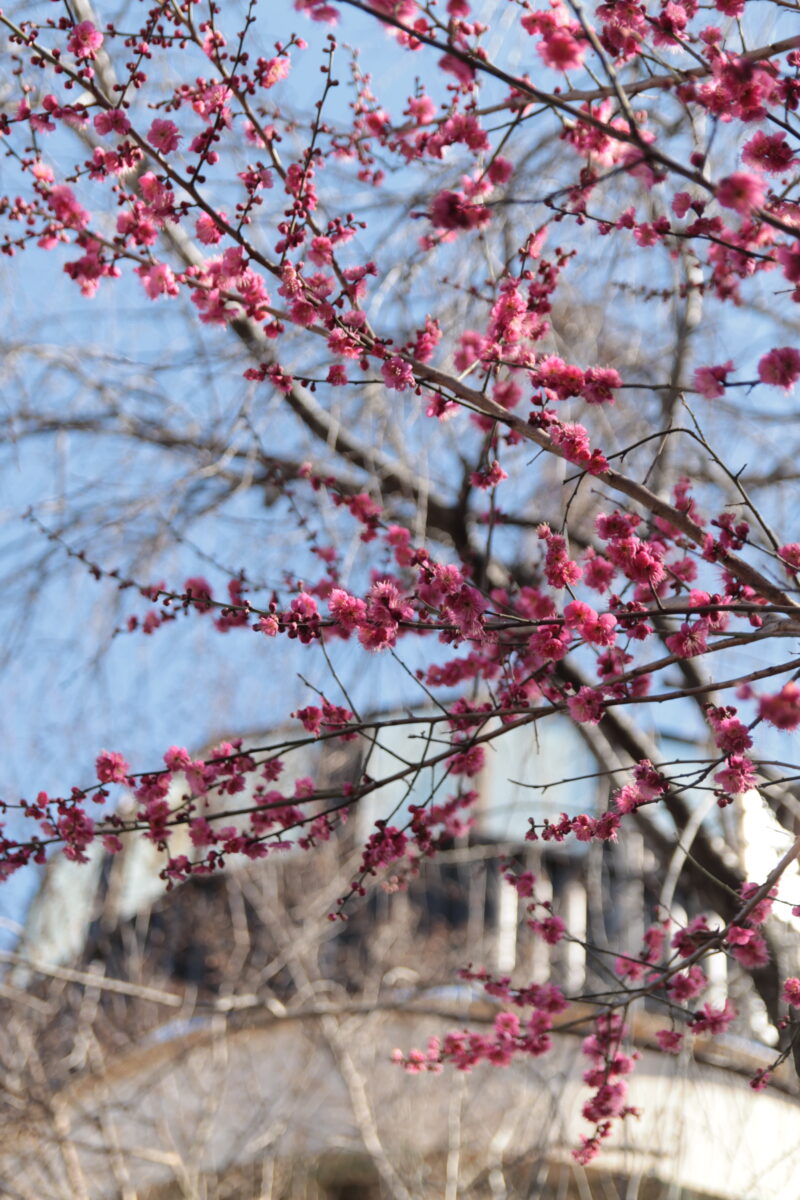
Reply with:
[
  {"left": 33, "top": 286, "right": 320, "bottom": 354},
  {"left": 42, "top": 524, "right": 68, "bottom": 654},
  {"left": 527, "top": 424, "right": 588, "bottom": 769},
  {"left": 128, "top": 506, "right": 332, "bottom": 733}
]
[
  {"left": 716, "top": 172, "right": 766, "bottom": 214},
  {"left": 147, "top": 119, "right": 182, "bottom": 155},
  {"left": 758, "top": 347, "right": 800, "bottom": 392},
  {"left": 67, "top": 21, "right": 103, "bottom": 60},
  {"left": 692, "top": 361, "right": 734, "bottom": 399},
  {"left": 95, "top": 750, "right": 130, "bottom": 784}
]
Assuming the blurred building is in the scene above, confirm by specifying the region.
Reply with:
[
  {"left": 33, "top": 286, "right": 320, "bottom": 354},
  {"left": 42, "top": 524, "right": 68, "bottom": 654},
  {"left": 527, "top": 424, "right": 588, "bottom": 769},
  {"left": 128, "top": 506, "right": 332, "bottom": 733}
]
[{"left": 3, "top": 718, "right": 800, "bottom": 1199}]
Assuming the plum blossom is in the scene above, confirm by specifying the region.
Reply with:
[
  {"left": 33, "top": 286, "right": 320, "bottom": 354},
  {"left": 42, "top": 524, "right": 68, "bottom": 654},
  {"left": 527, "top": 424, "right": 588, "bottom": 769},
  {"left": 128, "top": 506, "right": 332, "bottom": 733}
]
[
  {"left": 758, "top": 682, "right": 800, "bottom": 730},
  {"left": 47, "top": 185, "right": 90, "bottom": 230},
  {"left": 381, "top": 356, "right": 415, "bottom": 391},
  {"left": 148, "top": 119, "right": 182, "bottom": 155},
  {"left": 582, "top": 366, "right": 621, "bottom": 405},
  {"left": 94, "top": 110, "right": 131, "bottom": 136},
  {"left": 689, "top": 999, "right": 736, "bottom": 1035},
  {"left": 742, "top": 131, "right": 796, "bottom": 175},
  {"left": 567, "top": 686, "right": 606, "bottom": 725},
  {"left": 184, "top": 576, "right": 214, "bottom": 611},
  {"left": 58, "top": 808, "right": 95, "bottom": 862},
  {"left": 716, "top": 173, "right": 766, "bottom": 214},
  {"left": 783, "top": 978, "right": 800, "bottom": 1007},
  {"left": 68, "top": 21, "right": 103, "bottom": 59},
  {"left": 778, "top": 544, "right": 800, "bottom": 575},
  {"left": 758, "top": 347, "right": 800, "bottom": 392},
  {"left": 538, "top": 27, "right": 586, "bottom": 71},
  {"left": 429, "top": 189, "right": 490, "bottom": 232},
  {"left": 488, "top": 157, "right": 513, "bottom": 185},
  {"left": 693, "top": 361, "right": 733, "bottom": 399},
  {"left": 665, "top": 619, "right": 708, "bottom": 658},
  {"left": 136, "top": 262, "right": 179, "bottom": 300},
  {"left": 95, "top": 750, "right": 130, "bottom": 784},
  {"left": 328, "top": 589, "right": 367, "bottom": 632},
  {"left": 777, "top": 242, "right": 800, "bottom": 286},
  {"left": 714, "top": 754, "right": 757, "bottom": 795}
]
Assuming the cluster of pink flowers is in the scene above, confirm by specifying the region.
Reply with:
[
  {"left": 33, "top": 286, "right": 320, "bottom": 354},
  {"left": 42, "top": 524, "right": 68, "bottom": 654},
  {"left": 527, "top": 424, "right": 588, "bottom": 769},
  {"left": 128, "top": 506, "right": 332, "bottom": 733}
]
[
  {"left": 5, "top": 0, "right": 800, "bottom": 1165},
  {"left": 575, "top": 1014, "right": 638, "bottom": 1164}
]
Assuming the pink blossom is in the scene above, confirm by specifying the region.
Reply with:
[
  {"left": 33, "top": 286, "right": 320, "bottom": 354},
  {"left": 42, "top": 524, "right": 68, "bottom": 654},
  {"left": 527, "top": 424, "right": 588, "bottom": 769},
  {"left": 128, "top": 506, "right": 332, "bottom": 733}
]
[
  {"left": 690, "top": 999, "right": 736, "bottom": 1035},
  {"left": 538, "top": 526, "right": 583, "bottom": 588},
  {"left": 707, "top": 707, "right": 752, "bottom": 755},
  {"left": 494, "top": 1011, "right": 520, "bottom": 1038},
  {"left": 189, "top": 817, "right": 217, "bottom": 847},
  {"left": 202, "top": 29, "right": 227, "bottom": 57},
  {"left": 136, "top": 262, "right": 179, "bottom": 300},
  {"left": 58, "top": 808, "right": 96, "bottom": 862},
  {"left": 369, "top": 0, "right": 417, "bottom": 19},
  {"left": 582, "top": 366, "right": 621, "bottom": 405},
  {"left": 184, "top": 576, "right": 214, "bottom": 611},
  {"left": 604, "top": 535, "right": 665, "bottom": 587},
  {"left": 95, "top": 750, "right": 130, "bottom": 784},
  {"left": 583, "top": 548, "right": 616, "bottom": 593},
  {"left": 471, "top": 460, "right": 508, "bottom": 490},
  {"left": 448, "top": 743, "right": 485, "bottom": 777},
  {"left": 94, "top": 110, "right": 131, "bottom": 136},
  {"left": 759, "top": 682, "right": 800, "bottom": 730},
  {"left": 665, "top": 619, "right": 708, "bottom": 659},
  {"left": 164, "top": 746, "right": 192, "bottom": 771},
  {"left": 777, "top": 242, "right": 800, "bottom": 286},
  {"left": 327, "top": 363, "right": 348, "bottom": 385},
  {"left": 291, "top": 592, "right": 318, "bottom": 619},
  {"left": 381, "top": 356, "right": 415, "bottom": 391},
  {"left": 655, "top": 1029, "right": 683, "bottom": 1054},
  {"left": 716, "top": 173, "right": 766, "bottom": 215},
  {"left": 731, "top": 930, "right": 769, "bottom": 969},
  {"left": 568, "top": 687, "right": 605, "bottom": 725},
  {"left": 148, "top": 119, "right": 182, "bottom": 154},
  {"left": 438, "top": 53, "right": 476, "bottom": 87},
  {"left": 667, "top": 965, "right": 707, "bottom": 1001},
  {"left": 429, "top": 189, "right": 490, "bottom": 232},
  {"left": 535, "top": 356, "right": 585, "bottom": 400},
  {"left": 505, "top": 869, "right": 536, "bottom": 899},
  {"left": 488, "top": 157, "right": 513, "bottom": 185},
  {"left": 361, "top": 825, "right": 408, "bottom": 872},
  {"left": 782, "top": 977, "right": 800, "bottom": 1007},
  {"left": 614, "top": 955, "right": 646, "bottom": 981},
  {"left": 672, "top": 915, "right": 711, "bottom": 956},
  {"left": 758, "top": 347, "right": 800, "bottom": 392},
  {"left": 614, "top": 784, "right": 644, "bottom": 814},
  {"left": 672, "top": 191, "right": 692, "bottom": 218},
  {"left": 406, "top": 94, "right": 436, "bottom": 125},
  {"left": 292, "top": 705, "right": 323, "bottom": 735},
  {"left": 538, "top": 28, "right": 586, "bottom": 72},
  {"left": 530, "top": 915, "right": 566, "bottom": 944},
  {"left": 328, "top": 588, "right": 367, "bottom": 632},
  {"left": 779, "top": 543, "right": 800, "bottom": 574},
  {"left": 740, "top": 882, "right": 776, "bottom": 926},
  {"left": 581, "top": 1079, "right": 627, "bottom": 1121},
  {"left": 68, "top": 21, "right": 104, "bottom": 60},
  {"left": 714, "top": 754, "right": 757, "bottom": 795},
  {"left": 257, "top": 56, "right": 291, "bottom": 88},
  {"left": 196, "top": 212, "right": 226, "bottom": 244},
  {"left": 47, "top": 185, "right": 90, "bottom": 230},
  {"left": 742, "top": 131, "right": 796, "bottom": 175},
  {"left": 692, "top": 360, "right": 734, "bottom": 399}
]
